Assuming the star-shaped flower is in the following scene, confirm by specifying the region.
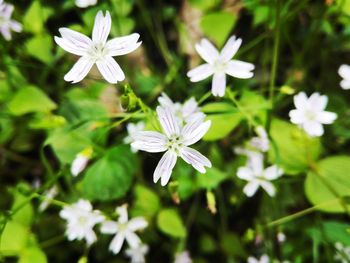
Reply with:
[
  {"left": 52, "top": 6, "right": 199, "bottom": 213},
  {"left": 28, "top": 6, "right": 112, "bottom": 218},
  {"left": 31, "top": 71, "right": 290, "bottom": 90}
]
[
  {"left": 131, "top": 106, "right": 212, "bottom": 186},
  {"left": 289, "top": 92, "right": 337, "bottom": 137},
  {"left": 100, "top": 205, "right": 148, "bottom": 255},
  {"left": 338, "top": 64, "right": 350, "bottom": 90},
  {"left": 55, "top": 10, "right": 141, "bottom": 84},
  {"left": 0, "top": 0, "right": 22, "bottom": 41},
  {"left": 187, "top": 35, "right": 254, "bottom": 97}
]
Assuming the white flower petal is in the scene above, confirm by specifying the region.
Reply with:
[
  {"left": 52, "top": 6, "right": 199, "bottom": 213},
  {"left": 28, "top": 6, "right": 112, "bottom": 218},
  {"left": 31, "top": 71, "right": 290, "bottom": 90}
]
[
  {"left": 96, "top": 56, "right": 125, "bottom": 84},
  {"left": 106, "top": 33, "right": 141, "bottom": 56},
  {"left": 219, "top": 35, "right": 242, "bottom": 62},
  {"left": 179, "top": 146, "right": 211, "bottom": 173},
  {"left": 156, "top": 106, "right": 180, "bottom": 137},
  {"left": 128, "top": 218, "right": 148, "bottom": 231},
  {"left": 9, "top": 21, "right": 21, "bottom": 32},
  {"left": 303, "top": 121, "right": 324, "bottom": 137},
  {"left": 317, "top": 111, "right": 337, "bottom": 124},
  {"left": 225, "top": 60, "right": 254, "bottom": 79},
  {"left": 64, "top": 56, "right": 94, "bottom": 83},
  {"left": 260, "top": 181, "right": 276, "bottom": 197},
  {"left": 92, "top": 10, "right": 111, "bottom": 44},
  {"left": 237, "top": 167, "right": 254, "bottom": 181},
  {"left": 211, "top": 73, "right": 226, "bottom": 97},
  {"left": 131, "top": 131, "right": 167, "bottom": 153},
  {"left": 340, "top": 79, "right": 350, "bottom": 90},
  {"left": 158, "top": 92, "right": 175, "bottom": 108},
  {"left": 85, "top": 230, "right": 97, "bottom": 245},
  {"left": 100, "top": 221, "right": 119, "bottom": 234},
  {"left": 125, "top": 231, "right": 142, "bottom": 248},
  {"left": 153, "top": 150, "right": 177, "bottom": 186},
  {"left": 56, "top": 28, "right": 92, "bottom": 55},
  {"left": 109, "top": 232, "right": 125, "bottom": 254},
  {"left": 289, "top": 109, "right": 305, "bottom": 124},
  {"left": 263, "top": 165, "right": 283, "bottom": 180},
  {"left": 293, "top": 92, "right": 308, "bottom": 110},
  {"left": 309, "top": 92, "right": 328, "bottom": 111},
  {"left": 243, "top": 181, "right": 260, "bottom": 197},
  {"left": 195, "top": 38, "right": 219, "bottom": 64},
  {"left": 182, "top": 120, "right": 211, "bottom": 146},
  {"left": 338, "top": 64, "right": 350, "bottom": 79},
  {"left": 187, "top": 64, "right": 214, "bottom": 82}
]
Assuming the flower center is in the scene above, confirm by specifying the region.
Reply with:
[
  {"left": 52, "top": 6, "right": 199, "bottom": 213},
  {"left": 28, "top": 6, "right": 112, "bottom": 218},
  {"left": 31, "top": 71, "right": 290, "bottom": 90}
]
[
  {"left": 213, "top": 59, "right": 227, "bottom": 74},
  {"left": 167, "top": 135, "right": 183, "bottom": 154},
  {"left": 78, "top": 215, "right": 88, "bottom": 225},
  {"left": 88, "top": 42, "right": 107, "bottom": 61},
  {"left": 304, "top": 109, "right": 317, "bottom": 121}
]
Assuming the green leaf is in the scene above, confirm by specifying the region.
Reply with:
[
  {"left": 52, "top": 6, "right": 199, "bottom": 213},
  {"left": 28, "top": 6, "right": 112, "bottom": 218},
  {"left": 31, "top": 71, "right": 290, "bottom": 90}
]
[
  {"left": 239, "top": 90, "right": 270, "bottom": 122},
  {"left": 29, "top": 114, "right": 66, "bottom": 130},
  {"left": 19, "top": 247, "right": 47, "bottom": 263},
  {"left": 0, "top": 221, "right": 29, "bottom": 256},
  {"left": 268, "top": 119, "right": 322, "bottom": 175},
  {"left": 82, "top": 146, "right": 137, "bottom": 201},
  {"left": 200, "top": 11, "right": 237, "bottom": 47},
  {"left": 157, "top": 209, "right": 186, "bottom": 238},
  {"left": 8, "top": 86, "right": 57, "bottom": 116},
  {"left": 26, "top": 34, "right": 53, "bottom": 64},
  {"left": 23, "top": 1, "right": 52, "bottom": 34},
  {"left": 11, "top": 183, "right": 34, "bottom": 227},
  {"left": 201, "top": 102, "right": 236, "bottom": 113},
  {"left": 189, "top": 0, "right": 220, "bottom": 11},
  {"left": 305, "top": 156, "right": 350, "bottom": 213},
  {"left": 131, "top": 184, "right": 161, "bottom": 219},
  {"left": 322, "top": 221, "right": 350, "bottom": 245},
  {"left": 196, "top": 167, "right": 227, "bottom": 190},
  {"left": 0, "top": 116, "right": 14, "bottom": 144}
]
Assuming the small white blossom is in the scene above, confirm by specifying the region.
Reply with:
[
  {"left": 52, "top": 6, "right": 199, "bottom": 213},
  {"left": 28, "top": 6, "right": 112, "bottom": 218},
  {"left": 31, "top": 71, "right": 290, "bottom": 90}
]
[
  {"left": 55, "top": 10, "right": 141, "bottom": 84},
  {"left": 39, "top": 185, "right": 59, "bottom": 212},
  {"left": 75, "top": 0, "right": 97, "bottom": 8},
  {"left": 124, "top": 121, "right": 145, "bottom": 153},
  {"left": 335, "top": 242, "right": 350, "bottom": 263},
  {"left": 234, "top": 147, "right": 264, "bottom": 169},
  {"left": 248, "top": 254, "right": 269, "bottom": 263},
  {"left": 237, "top": 156, "right": 283, "bottom": 197},
  {"left": 59, "top": 199, "right": 105, "bottom": 245},
  {"left": 249, "top": 126, "right": 269, "bottom": 152},
  {"left": 289, "top": 92, "right": 337, "bottom": 137},
  {"left": 0, "top": 0, "right": 22, "bottom": 41},
  {"left": 277, "top": 232, "right": 286, "bottom": 243},
  {"left": 338, "top": 64, "right": 350, "bottom": 90},
  {"left": 131, "top": 106, "right": 212, "bottom": 186},
  {"left": 187, "top": 35, "right": 254, "bottom": 97},
  {"left": 174, "top": 251, "right": 193, "bottom": 263},
  {"left": 125, "top": 244, "right": 149, "bottom": 263},
  {"left": 71, "top": 147, "right": 93, "bottom": 176},
  {"left": 158, "top": 92, "right": 206, "bottom": 124},
  {"left": 101, "top": 205, "right": 148, "bottom": 255}
]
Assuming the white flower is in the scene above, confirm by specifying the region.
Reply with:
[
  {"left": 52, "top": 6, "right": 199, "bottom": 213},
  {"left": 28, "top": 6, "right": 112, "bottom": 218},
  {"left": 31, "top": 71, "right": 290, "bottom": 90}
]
[
  {"left": 174, "top": 251, "right": 193, "bottom": 263},
  {"left": 277, "top": 232, "right": 286, "bottom": 243},
  {"left": 187, "top": 35, "right": 254, "bottom": 97},
  {"left": 100, "top": 205, "right": 148, "bottom": 254},
  {"left": 237, "top": 156, "right": 283, "bottom": 197},
  {"left": 0, "top": 1, "right": 22, "bottom": 41},
  {"left": 59, "top": 199, "right": 105, "bottom": 245},
  {"left": 158, "top": 92, "right": 206, "bottom": 124},
  {"left": 54, "top": 10, "right": 141, "bottom": 84},
  {"left": 71, "top": 147, "right": 93, "bottom": 176},
  {"left": 248, "top": 254, "right": 269, "bottom": 263},
  {"left": 125, "top": 244, "right": 149, "bottom": 263},
  {"left": 338, "top": 64, "right": 350, "bottom": 90},
  {"left": 234, "top": 147, "right": 264, "bottom": 169},
  {"left": 75, "top": 0, "right": 97, "bottom": 8},
  {"left": 124, "top": 121, "right": 145, "bottom": 153},
  {"left": 335, "top": 242, "right": 350, "bottom": 263},
  {"left": 39, "top": 185, "right": 59, "bottom": 212},
  {"left": 131, "top": 106, "right": 212, "bottom": 186},
  {"left": 289, "top": 92, "right": 337, "bottom": 137},
  {"left": 249, "top": 126, "right": 269, "bottom": 152}
]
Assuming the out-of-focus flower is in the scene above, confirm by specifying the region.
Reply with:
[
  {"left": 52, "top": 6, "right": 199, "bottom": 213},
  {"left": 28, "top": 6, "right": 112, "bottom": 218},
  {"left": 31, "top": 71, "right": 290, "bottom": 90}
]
[
  {"left": 59, "top": 199, "right": 105, "bottom": 245},
  {"left": 234, "top": 147, "right": 264, "bottom": 170},
  {"left": 124, "top": 121, "right": 145, "bottom": 152},
  {"left": 335, "top": 242, "right": 350, "bottom": 263},
  {"left": 174, "top": 251, "right": 193, "bottom": 263},
  {"left": 55, "top": 11, "right": 141, "bottom": 84},
  {"left": 289, "top": 92, "right": 337, "bottom": 137},
  {"left": 125, "top": 243, "right": 149, "bottom": 263},
  {"left": 75, "top": 0, "right": 97, "bottom": 8},
  {"left": 237, "top": 156, "right": 283, "bottom": 197},
  {"left": 71, "top": 147, "right": 93, "bottom": 176},
  {"left": 0, "top": 0, "right": 22, "bottom": 41},
  {"left": 131, "top": 106, "right": 212, "bottom": 186},
  {"left": 249, "top": 126, "right": 269, "bottom": 152},
  {"left": 100, "top": 205, "right": 148, "bottom": 254},
  {"left": 39, "top": 185, "right": 59, "bottom": 212},
  {"left": 248, "top": 254, "right": 269, "bottom": 263},
  {"left": 277, "top": 232, "right": 286, "bottom": 243},
  {"left": 187, "top": 35, "right": 254, "bottom": 97},
  {"left": 158, "top": 92, "right": 206, "bottom": 124},
  {"left": 338, "top": 64, "right": 350, "bottom": 90}
]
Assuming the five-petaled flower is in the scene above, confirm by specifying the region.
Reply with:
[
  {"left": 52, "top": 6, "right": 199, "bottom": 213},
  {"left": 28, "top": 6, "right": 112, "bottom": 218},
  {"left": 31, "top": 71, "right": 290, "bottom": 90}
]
[
  {"left": 289, "top": 92, "right": 337, "bottom": 137},
  {"left": 125, "top": 243, "right": 149, "bottom": 263},
  {"left": 237, "top": 155, "right": 283, "bottom": 197},
  {"left": 54, "top": 10, "right": 141, "bottom": 84},
  {"left": 100, "top": 205, "right": 148, "bottom": 255},
  {"left": 187, "top": 35, "right": 255, "bottom": 97},
  {"left": 131, "top": 106, "right": 212, "bottom": 186},
  {"left": 59, "top": 199, "right": 105, "bottom": 245},
  {"left": 0, "top": 0, "right": 22, "bottom": 41},
  {"left": 338, "top": 64, "right": 350, "bottom": 90}
]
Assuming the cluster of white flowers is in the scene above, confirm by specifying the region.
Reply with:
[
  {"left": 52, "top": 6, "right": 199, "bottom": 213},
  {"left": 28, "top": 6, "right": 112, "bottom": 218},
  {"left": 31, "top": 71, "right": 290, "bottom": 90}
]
[
  {"left": 60, "top": 201, "right": 148, "bottom": 261},
  {"left": 0, "top": 0, "right": 21, "bottom": 41}
]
